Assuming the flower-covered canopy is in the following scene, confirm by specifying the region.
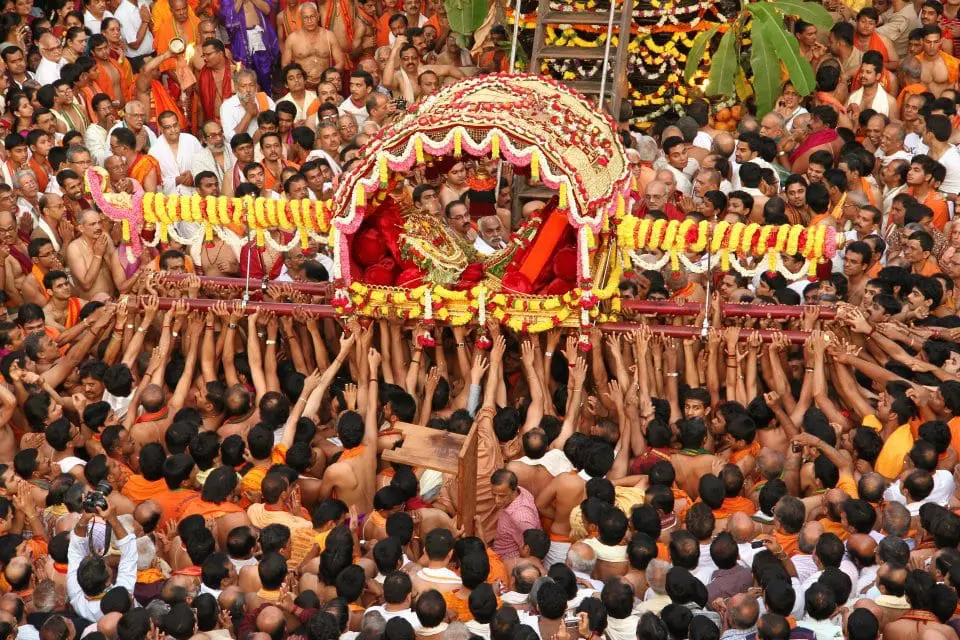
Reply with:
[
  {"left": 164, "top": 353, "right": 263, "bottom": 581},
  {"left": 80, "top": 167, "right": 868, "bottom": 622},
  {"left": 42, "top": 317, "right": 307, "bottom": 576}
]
[{"left": 328, "top": 73, "right": 632, "bottom": 283}]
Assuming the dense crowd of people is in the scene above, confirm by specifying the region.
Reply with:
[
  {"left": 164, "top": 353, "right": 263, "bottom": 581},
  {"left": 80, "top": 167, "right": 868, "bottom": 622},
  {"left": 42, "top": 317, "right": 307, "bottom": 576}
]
[{"left": 4, "top": 0, "right": 960, "bottom": 639}]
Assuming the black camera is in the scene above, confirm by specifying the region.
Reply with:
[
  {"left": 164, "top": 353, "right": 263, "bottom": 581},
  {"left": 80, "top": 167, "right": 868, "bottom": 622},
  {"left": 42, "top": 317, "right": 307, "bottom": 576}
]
[
  {"left": 82, "top": 481, "right": 113, "bottom": 513},
  {"left": 394, "top": 98, "right": 407, "bottom": 111}
]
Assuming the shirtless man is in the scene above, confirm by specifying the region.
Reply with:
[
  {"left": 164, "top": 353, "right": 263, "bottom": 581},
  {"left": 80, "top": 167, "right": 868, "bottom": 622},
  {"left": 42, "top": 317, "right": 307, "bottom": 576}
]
[
  {"left": 847, "top": 58, "right": 899, "bottom": 119},
  {"left": 382, "top": 36, "right": 464, "bottom": 104},
  {"left": 281, "top": 3, "right": 345, "bottom": 89},
  {"left": 669, "top": 418, "right": 722, "bottom": 500},
  {"left": 65, "top": 209, "right": 138, "bottom": 300},
  {"left": 42, "top": 271, "right": 78, "bottom": 330},
  {"left": 919, "top": 24, "right": 955, "bottom": 96},
  {"left": 316, "top": 0, "right": 356, "bottom": 54},
  {"left": 882, "top": 571, "right": 960, "bottom": 640},
  {"left": 0, "top": 210, "right": 30, "bottom": 305},
  {"left": 319, "top": 335, "right": 376, "bottom": 514},
  {"left": 506, "top": 430, "right": 562, "bottom": 498},
  {"left": 438, "top": 161, "right": 468, "bottom": 207}
]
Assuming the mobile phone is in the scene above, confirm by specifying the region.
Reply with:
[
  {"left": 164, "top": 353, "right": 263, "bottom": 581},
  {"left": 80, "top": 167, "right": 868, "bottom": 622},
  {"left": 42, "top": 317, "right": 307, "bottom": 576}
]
[{"left": 751, "top": 540, "right": 766, "bottom": 549}]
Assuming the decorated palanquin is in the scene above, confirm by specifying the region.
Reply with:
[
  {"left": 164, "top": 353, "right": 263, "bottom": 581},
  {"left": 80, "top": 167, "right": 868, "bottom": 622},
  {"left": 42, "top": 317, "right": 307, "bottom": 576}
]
[
  {"left": 85, "top": 74, "right": 840, "bottom": 340},
  {"left": 327, "top": 73, "right": 633, "bottom": 337}
]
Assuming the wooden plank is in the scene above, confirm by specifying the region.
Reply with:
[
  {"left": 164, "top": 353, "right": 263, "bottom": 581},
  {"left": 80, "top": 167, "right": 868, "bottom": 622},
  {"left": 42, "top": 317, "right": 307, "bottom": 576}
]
[{"left": 457, "top": 423, "right": 479, "bottom": 537}]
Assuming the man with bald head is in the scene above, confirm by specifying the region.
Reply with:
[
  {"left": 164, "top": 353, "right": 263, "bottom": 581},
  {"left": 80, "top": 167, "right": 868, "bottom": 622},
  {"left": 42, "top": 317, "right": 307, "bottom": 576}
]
[
  {"left": 726, "top": 512, "right": 760, "bottom": 564},
  {"left": 2, "top": 559, "right": 32, "bottom": 606},
  {"left": 713, "top": 131, "right": 736, "bottom": 157},
  {"left": 36, "top": 33, "right": 66, "bottom": 86},
  {"left": 866, "top": 563, "right": 909, "bottom": 625},
  {"left": 882, "top": 501, "right": 912, "bottom": 539},
  {"left": 848, "top": 533, "right": 879, "bottom": 595},
  {"left": 566, "top": 541, "right": 603, "bottom": 591},
  {"left": 793, "top": 521, "right": 825, "bottom": 584},
  {"left": 723, "top": 593, "right": 760, "bottom": 635},
  {"left": 97, "top": 611, "right": 122, "bottom": 639}
]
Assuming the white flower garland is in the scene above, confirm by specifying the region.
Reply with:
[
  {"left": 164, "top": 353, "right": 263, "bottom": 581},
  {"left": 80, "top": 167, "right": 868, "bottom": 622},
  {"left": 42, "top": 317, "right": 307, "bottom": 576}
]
[
  {"left": 626, "top": 250, "right": 813, "bottom": 282},
  {"left": 144, "top": 224, "right": 306, "bottom": 253},
  {"left": 628, "top": 250, "right": 671, "bottom": 271}
]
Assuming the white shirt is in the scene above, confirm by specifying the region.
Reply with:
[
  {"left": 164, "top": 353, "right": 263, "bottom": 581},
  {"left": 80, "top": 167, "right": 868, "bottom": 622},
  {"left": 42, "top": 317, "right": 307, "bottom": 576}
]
[
  {"left": 339, "top": 97, "right": 368, "bottom": 126},
  {"left": 220, "top": 93, "right": 276, "bottom": 139},
  {"left": 875, "top": 148, "right": 912, "bottom": 167},
  {"left": 694, "top": 544, "right": 718, "bottom": 585},
  {"left": 84, "top": 123, "right": 112, "bottom": 166},
  {"left": 884, "top": 468, "right": 956, "bottom": 510},
  {"left": 935, "top": 145, "right": 960, "bottom": 195},
  {"left": 693, "top": 130, "right": 713, "bottom": 150},
  {"left": 114, "top": 0, "right": 153, "bottom": 57},
  {"left": 798, "top": 617, "right": 843, "bottom": 640},
  {"left": 791, "top": 553, "right": 820, "bottom": 585},
  {"left": 109, "top": 121, "right": 158, "bottom": 149},
  {"left": 84, "top": 9, "right": 114, "bottom": 34},
  {"left": 364, "top": 605, "right": 420, "bottom": 629},
  {"left": 67, "top": 531, "right": 137, "bottom": 621},
  {"left": 905, "top": 132, "right": 929, "bottom": 156},
  {"left": 35, "top": 57, "right": 65, "bottom": 86},
  {"left": 149, "top": 133, "right": 204, "bottom": 195},
  {"left": 473, "top": 236, "right": 495, "bottom": 255},
  {"left": 277, "top": 91, "right": 318, "bottom": 122}
]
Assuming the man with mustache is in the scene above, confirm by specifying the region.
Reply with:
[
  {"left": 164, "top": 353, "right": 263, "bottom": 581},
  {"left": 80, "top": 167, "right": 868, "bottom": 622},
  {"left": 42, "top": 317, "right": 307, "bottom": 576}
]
[{"left": 192, "top": 121, "right": 235, "bottom": 186}]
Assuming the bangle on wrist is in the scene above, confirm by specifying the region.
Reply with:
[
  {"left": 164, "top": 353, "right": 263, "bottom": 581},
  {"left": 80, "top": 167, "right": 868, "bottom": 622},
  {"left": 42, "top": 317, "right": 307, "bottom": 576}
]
[
  {"left": 545, "top": 351, "right": 553, "bottom": 357},
  {"left": 228, "top": 323, "right": 238, "bottom": 329},
  {"left": 171, "top": 331, "right": 178, "bottom": 338},
  {"left": 665, "top": 372, "right": 679, "bottom": 377},
  {"left": 136, "top": 326, "right": 146, "bottom": 333},
  {"left": 126, "top": 323, "right": 134, "bottom": 329},
  {"left": 257, "top": 332, "right": 265, "bottom": 338},
  {"left": 265, "top": 339, "right": 276, "bottom": 345}
]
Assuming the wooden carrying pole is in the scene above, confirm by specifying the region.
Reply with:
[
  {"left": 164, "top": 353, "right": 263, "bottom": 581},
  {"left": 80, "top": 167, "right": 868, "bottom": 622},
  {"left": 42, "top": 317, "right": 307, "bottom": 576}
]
[{"left": 127, "top": 298, "right": 812, "bottom": 343}]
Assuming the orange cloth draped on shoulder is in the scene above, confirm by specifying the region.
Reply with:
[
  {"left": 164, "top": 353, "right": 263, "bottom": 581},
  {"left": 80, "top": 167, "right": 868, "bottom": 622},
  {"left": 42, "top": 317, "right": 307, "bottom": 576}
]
[
  {"left": 860, "top": 177, "right": 877, "bottom": 208},
  {"left": 819, "top": 518, "right": 850, "bottom": 541},
  {"left": 180, "top": 499, "right": 245, "bottom": 520},
  {"left": 129, "top": 154, "right": 162, "bottom": 187},
  {"left": 26, "top": 538, "right": 48, "bottom": 558},
  {"left": 339, "top": 445, "right": 367, "bottom": 461},
  {"left": 290, "top": 528, "right": 331, "bottom": 566},
  {"left": 31, "top": 266, "right": 50, "bottom": 300},
  {"left": 816, "top": 92, "right": 847, "bottom": 116},
  {"left": 122, "top": 474, "right": 168, "bottom": 503},
  {"left": 93, "top": 58, "right": 133, "bottom": 103},
  {"left": 855, "top": 32, "right": 890, "bottom": 62},
  {"left": 713, "top": 496, "right": 757, "bottom": 519},
  {"left": 153, "top": 13, "right": 200, "bottom": 71},
  {"left": 28, "top": 159, "right": 49, "bottom": 192},
  {"left": 669, "top": 282, "right": 696, "bottom": 302},
  {"left": 78, "top": 85, "right": 99, "bottom": 124},
  {"left": 730, "top": 441, "right": 761, "bottom": 464},
  {"left": 443, "top": 591, "right": 474, "bottom": 622},
  {"left": 149, "top": 81, "right": 187, "bottom": 130},
  {"left": 486, "top": 547, "right": 508, "bottom": 587},
  {"left": 280, "top": 4, "right": 301, "bottom": 36},
  {"left": 898, "top": 83, "right": 929, "bottom": 109},
  {"left": 941, "top": 51, "right": 960, "bottom": 85},
  {"left": 773, "top": 531, "right": 800, "bottom": 556},
  {"left": 137, "top": 568, "right": 165, "bottom": 584},
  {"left": 241, "top": 446, "right": 288, "bottom": 494},
  {"left": 65, "top": 297, "right": 82, "bottom": 329}
]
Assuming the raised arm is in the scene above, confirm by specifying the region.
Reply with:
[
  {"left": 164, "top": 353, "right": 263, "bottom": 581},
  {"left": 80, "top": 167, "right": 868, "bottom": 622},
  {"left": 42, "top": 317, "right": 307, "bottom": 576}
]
[
  {"left": 246, "top": 311, "right": 268, "bottom": 401},
  {"left": 364, "top": 348, "right": 381, "bottom": 449},
  {"left": 303, "top": 332, "right": 356, "bottom": 421},
  {"left": 122, "top": 296, "right": 159, "bottom": 368},
  {"left": 519, "top": 339, "right": 544, "bottom": 434},
  {"left": 551, "top": 356, "right": 587, "bottom": 451}
]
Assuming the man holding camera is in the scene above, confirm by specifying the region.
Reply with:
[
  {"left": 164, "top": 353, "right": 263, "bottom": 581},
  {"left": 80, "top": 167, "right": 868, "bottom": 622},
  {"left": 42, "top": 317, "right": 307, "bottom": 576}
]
[{"left": 66, "top": 501, "right": 137, "bottom": 622}]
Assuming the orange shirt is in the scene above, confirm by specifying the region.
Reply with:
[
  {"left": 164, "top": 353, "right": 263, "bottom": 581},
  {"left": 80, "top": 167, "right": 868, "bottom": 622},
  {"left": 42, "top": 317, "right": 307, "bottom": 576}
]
[
  {"left": 152, "top": 488, "right": 201, "bottom": 528},
  {"left": 121, "top": 475, "right": 168, "bottom": 504},
  {"left": 909, "top": 187, "right": 950, "bottom": 230}
]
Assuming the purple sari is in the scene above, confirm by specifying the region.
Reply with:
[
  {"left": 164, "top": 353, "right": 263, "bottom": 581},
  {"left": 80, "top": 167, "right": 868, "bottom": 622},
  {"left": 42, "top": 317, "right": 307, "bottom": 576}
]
[{"left": 220, "top": 0, "right": 279, "bottom": 92}]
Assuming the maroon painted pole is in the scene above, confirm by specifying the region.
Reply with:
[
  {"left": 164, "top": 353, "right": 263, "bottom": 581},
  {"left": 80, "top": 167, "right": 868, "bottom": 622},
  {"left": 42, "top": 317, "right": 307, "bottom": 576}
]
[
  {"left": 159, "top": 273, "right": 332, "bottom": 295},
  {"left": 599, "top": 322, "right": 811, "bottom": 344},
  {"left": 620, "top": 300, "right": 836, "bottom": 320},
  {"left": 132, "top": 296, "right": 340, "bottom": 317}
]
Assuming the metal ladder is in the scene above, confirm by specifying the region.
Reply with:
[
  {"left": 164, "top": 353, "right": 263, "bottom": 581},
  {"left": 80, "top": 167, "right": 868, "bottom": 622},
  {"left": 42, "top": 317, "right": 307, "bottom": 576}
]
[
  {"left": 528, "top": 0, "right": 634, "bottom": 118},
  {"left": 513, "top": 0, "right": 634, "bottom": 207}
]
